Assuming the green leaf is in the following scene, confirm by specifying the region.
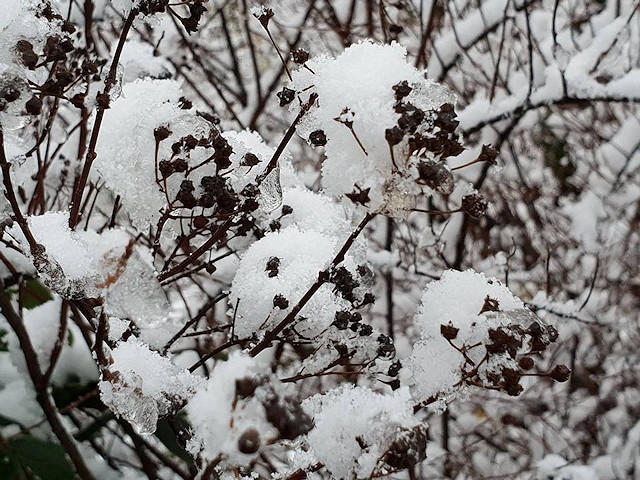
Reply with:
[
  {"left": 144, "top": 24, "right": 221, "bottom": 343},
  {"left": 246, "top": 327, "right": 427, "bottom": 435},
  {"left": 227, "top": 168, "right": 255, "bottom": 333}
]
[
  {"left": 20, "top": 280, "right": 54, "bottom": 310},
  {"left": 0, "top": 451, "right": 22, "bottom": 479},
  {"left": 154, "top": 418, "right": 194, "bottom": 465},
  {"left": 8, "top": 436, "right": 77, "bottom": 480}
]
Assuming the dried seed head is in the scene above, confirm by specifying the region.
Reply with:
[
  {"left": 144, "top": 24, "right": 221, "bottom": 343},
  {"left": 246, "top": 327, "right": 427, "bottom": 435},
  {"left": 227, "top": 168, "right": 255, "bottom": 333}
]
[
  {"left": 360, "top": 292, "right": 375, "bottom": 306},
  {"left": 359, "top": 324, "right": 373, "bottom": 336},
  {"left": 550, "top": 364, "right": 571, "bottom": 382},
  {"left": 527, "top": 322, "right": 543, "bottom": 336},
  {"left": 479, "top": 295, "right": 500, "bottom": 313},
  {"left": 309, "top": 129, "right": 327, "bottom": 147},
  {"left": 238, "top": 428, "right": 261, "bottom": 454},
  {"left": 253, "top": 6, "right": 274, "bottom": 28},
  {"left": 461, "top": 193, "right": 488, "bottom": 218},
  {"left": 388, "top": 359, "right": 402, "bottom": 377},
  {"left": 154, "top": 126, "right": 172, "bottom": 142},
  {"left": 388, "top": 379, "right": 401, "bottom": 390},
  {"left": 518, "top": 356, "right": 535, "bottom": 370},
  {"left": 416, "top": 161, "right": 454, "bottom": 195},
  {"left": 269, "top": 220, "right": 281, "bottom": 232},
  {"left": 434, "top": 103, "right": 459, "bottom": 133},
  {"left": 265, "top": 256, "right": 280, "bottom": 277},
  {"left": 193, "top": 216, "right": 208, "bottom": 229},
  {"left": 205, "top": 263, "right": 216, "bottom": 274},
  {"left": 377, "top": 334, "right": 395, "bottom": 358},
  {"left": 440, "top": 324, "right": 459, "bottom": 340},
  {"left": 345, "top": 185, "right": 371, "bottom": 206},
  {"left": 277, "top": 87, "right": 296, "bottom": 107},
  {"left": 385, "top": 126, "right": 404, "bottom": 146},
  {"left": 173, "top": 158, "right": 188, "bottom": 173},
  {"left": 241, "top": 152, "right": 260, "bottom": 167},
  {"left": 273, "top": 294, "right": 289, "bottom": 309},
  {"left": 392, "top": 81, "right": 412, "bottom": 101},
  {"left": 158, "top": 160, "right": 174, "bottom": 178},
  {"left": 96, "top": 92, "right": 110, "bottom": 109},
  {"left": 178, "top": 96, "right": 193, "bottom": 109},
  {"left": 332, "top": 311, "right": 349, "bottom": 330},
  {"left": 291, "top": 48, "right": 309, "bottom": 64},
  {"left": 478, "top": 144, "right": 499, "bottom": 165}
]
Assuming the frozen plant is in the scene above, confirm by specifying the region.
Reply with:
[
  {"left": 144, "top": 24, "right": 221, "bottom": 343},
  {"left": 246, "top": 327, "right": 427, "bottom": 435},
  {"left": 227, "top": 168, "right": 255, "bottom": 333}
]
[{"left": 290, "top": 41, "right": 470, "bottom": 217}]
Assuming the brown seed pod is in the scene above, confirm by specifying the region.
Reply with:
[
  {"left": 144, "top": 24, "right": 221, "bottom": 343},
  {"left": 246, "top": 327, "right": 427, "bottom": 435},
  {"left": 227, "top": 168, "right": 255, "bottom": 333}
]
[{"left": 237, "top": 428, "right": 261, "bottom": 454}]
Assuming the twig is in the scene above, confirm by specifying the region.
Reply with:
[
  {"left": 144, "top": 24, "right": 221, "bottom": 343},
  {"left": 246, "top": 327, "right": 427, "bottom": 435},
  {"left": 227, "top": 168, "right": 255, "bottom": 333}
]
[
  {"left": 69, "top": 10, "right": 137, "bottom": 229},
  {"left": 0, "top": 287, "right": 95, "bottom": 479},
  {"left": 249, "top": 212, "right": 375, "bottom": 356}
]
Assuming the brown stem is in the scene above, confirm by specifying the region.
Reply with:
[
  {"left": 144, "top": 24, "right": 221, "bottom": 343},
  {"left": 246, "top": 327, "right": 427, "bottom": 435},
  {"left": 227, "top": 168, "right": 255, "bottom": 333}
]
[
  {"left": 0, "top": 127, "right": 39, "bottom": 254},
  {"left": 0, "top": 288, "right": 95, "bottom": 480},
  {"left": 249, "top": 213, "right": 375, "bottom": 356},
  {"left": 69, "top": 10, "right": 137, "bottom": 229},
  {"left": 157, "top": 218, "right": 234, "bottom": 282},
  {"left": 256, "top": 93, "right": 318, "bottom": 184},
  {"left": 42, "top": 300, "right": 69, "bottom": 383}
]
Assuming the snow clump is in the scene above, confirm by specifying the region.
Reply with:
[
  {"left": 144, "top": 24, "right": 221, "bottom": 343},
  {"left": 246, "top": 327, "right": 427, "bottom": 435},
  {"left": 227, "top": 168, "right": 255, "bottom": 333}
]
[
  {"left": 402, "top": 269, "right": 549, "bottom": 404},
  {"left": 99, "top": 337, "right": 201, "bottom": 435},
  {"left": 230, "top": 226, "right": 354, "bottom": 340},
  {"left": 303, "top": 385, "right": 426, "bottom": 479},
  {"left": 290, "top": 41, "right": 460, "bottom": 216},
  {"left": 185, "top": 351, "right": 276, "bottom": 466}
]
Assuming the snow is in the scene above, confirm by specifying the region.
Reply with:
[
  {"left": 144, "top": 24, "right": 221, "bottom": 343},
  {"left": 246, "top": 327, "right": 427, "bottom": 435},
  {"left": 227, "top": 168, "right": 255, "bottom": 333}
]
[
  {"left": 230, "top": 226, "right": 350, "bottom": 340},
  {"left": 12, "top": 211, "right": 169, "bottom": 328},
  {"left": 99, "top": 337, "right": 201, "bottom": 435},
  {"left": 0, "top": 0, "right": 62, "bottom": 129},
  {"left": 21, "top": 211, "right": 129, "bottom": 298},
  {"left": 0, "top": 0, "right": 62, "bottom": 67},
  {"left": 290, "top": 41, "right": 457, "bottom": 215},
  {"left": 0, "top": 346, "right": 41, "bottom": 426},
  {"left": 276, "top": 187, "right": 356, "bottom": 243},
  {"left": 535, "top": 454, "right": 599, "bottom": 480},
  {"left": 93, "top": 79, "right": 185, "bottom": 229},
  {"left": 117, "top": 40, "right": 172, "bottom": 83},
  {"left": 222, "top": 130, "right": 283, "bottom": 213},
  {"left": 0, "top": 0, "right": 636, "bottom": 477},
  {"left": 428, "top": 0, "right": 510, "bottom": 80},
  {"left": 402, "top": 269, "right": 527, "bottom": 401},
  {"left": 561, "top": 191, "right": 607, "bottom": 253},
  {"left": 185, "top": 351, "right": 275, "bottom": 465},
  {"left": 303, "top": 385, "right": 422, "bottom": 479}
]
